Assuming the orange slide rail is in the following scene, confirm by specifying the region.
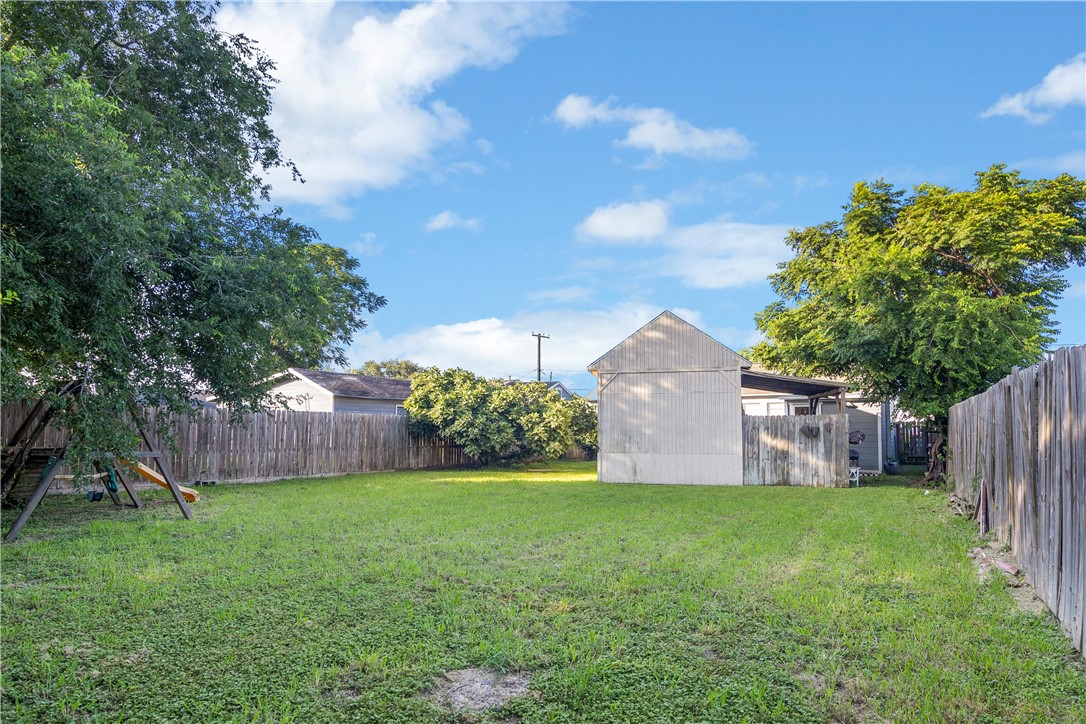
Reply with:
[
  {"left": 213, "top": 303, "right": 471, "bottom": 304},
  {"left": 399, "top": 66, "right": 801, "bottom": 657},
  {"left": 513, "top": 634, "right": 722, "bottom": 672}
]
[{"left": 119, "top": 460, "right": 200, "bottom": 503}]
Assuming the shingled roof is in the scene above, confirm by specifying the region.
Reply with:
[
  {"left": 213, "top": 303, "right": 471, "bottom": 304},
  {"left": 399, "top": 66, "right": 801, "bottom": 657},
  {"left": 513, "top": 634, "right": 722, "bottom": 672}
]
[{"left": 289, "top": 368, "right": 412, "bottom": 401}]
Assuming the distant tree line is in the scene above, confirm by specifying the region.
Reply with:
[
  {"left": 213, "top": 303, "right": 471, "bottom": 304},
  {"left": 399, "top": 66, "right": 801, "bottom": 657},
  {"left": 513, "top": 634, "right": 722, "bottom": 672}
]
[{"left": 351, "top": 359, "right": 424, "bottom": 380}]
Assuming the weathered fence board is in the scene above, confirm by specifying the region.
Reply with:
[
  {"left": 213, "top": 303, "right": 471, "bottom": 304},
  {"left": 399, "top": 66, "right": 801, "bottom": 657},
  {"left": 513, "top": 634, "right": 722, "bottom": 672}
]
[
  {"left": 2, "top": 405, "right": 472, "bottom": 489},
  {"left": 948, "top": 346, "right": 1085, "bottom": 657},
  {"left": 743, "top": 414, "right": 849, "bottom": 487}
]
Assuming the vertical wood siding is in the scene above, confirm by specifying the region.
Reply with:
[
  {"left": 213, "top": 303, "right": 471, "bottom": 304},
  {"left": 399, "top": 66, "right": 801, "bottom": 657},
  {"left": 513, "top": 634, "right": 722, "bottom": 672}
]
[
  {"left": 742, "top": 414, "right": 849, "bottom": 487},
  {"left": 598, "top": 369, "right": 742, "bottom": 484},
  {"left": 1, "top": 406, "right": 472, "bottom": 490},
  {"left": 948, "top": 346, "right": 1084, "bottom": 657},
  {"left": 591, "top": 310, "right": 747, "bottom": 373}
]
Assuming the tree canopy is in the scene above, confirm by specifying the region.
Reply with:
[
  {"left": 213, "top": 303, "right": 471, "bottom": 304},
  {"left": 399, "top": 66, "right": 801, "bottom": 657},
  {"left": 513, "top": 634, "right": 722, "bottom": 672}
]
[
  {"left": 1, "top": 2, "right": 384, "bottom": 465},
  {"left": 750, "top": 166, "right": 1086, "bottom": 424},
  {"left": 352, "top": 359, "right": 424, "bottom": 380},
  {"left": 405, "top": 368, "right": 595, "bottom": 465}
]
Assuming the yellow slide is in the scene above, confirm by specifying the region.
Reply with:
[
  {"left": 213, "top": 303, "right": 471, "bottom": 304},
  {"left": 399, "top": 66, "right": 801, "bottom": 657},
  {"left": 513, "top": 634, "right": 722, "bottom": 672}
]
[{"left": 120, "top": 460, "right": 201, "bottom": 503}]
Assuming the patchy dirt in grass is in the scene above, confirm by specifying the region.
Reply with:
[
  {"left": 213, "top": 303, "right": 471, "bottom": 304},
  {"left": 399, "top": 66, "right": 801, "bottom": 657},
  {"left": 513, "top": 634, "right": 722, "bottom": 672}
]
[
  {"left": 1008, "top": 585, "right": 1050, "bottom": 617},
  {"left": 424, "top": 668, "right": 530, "bottom": 712},
  {"left": 968, "top": 543, "right": 1050, "bottom": 617},
  {"left": 795, "top": 667, "right": 880, "bottom": 723}
]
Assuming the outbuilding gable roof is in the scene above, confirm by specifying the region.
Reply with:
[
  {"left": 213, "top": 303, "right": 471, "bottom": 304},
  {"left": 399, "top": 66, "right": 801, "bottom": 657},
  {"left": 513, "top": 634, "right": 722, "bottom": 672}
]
[
  {"left": 287, "top": 368, "right": 412, "bottom": 401},
  {"left": 587, "top": 310, "right": 751, "bottom": 373}
]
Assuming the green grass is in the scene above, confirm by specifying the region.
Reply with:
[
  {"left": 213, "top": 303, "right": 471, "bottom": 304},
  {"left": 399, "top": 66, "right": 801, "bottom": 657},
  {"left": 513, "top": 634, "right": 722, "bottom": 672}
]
[{"left": 2, "top": 462, "right": 1083, "bottom": 722}]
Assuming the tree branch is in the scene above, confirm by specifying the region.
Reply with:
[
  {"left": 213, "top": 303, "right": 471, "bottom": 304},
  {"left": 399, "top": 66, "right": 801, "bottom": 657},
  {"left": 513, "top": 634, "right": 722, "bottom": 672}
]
[{"left": 929, "top": 247, "right": 1005, "bottom": 297}]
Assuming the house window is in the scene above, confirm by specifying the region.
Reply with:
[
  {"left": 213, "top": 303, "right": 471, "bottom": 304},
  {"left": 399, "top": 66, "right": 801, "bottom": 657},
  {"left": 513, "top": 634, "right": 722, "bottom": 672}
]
[{"left": 794, "top": 406, "right": 810, "bottom": 416}]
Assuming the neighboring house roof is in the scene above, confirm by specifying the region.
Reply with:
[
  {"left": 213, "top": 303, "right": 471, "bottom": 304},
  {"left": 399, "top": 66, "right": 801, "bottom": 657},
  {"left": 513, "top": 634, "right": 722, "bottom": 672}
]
[
  {"left": 501, "top": 379, "right": 576, "bottom": 398},
  {"left": 545, "top": 381, "right": 574, "bottom": 399},
  {"left": 285, "top": 368, "right": 412, "bottom": 401}
]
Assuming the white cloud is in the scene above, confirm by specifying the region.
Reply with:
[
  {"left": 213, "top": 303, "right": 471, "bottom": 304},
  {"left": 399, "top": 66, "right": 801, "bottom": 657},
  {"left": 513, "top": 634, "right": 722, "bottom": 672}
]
[
  {"left": 553, "top": 94, "right": 753, "bottom": 163},
  {"left": 982, "top": 53, "right": 1086, "bottom": 124},
  {"left": 577, "top": 200, "right": 670, "bottom": 242},
  {"left": 525, "top": 286, "right": 594, "bottom": 304},
  {"left": 1014, "top": 151, "right": 1086, "bottom": 177},
  {"left": 647, "top": 220, "right": 792, "bottom": 289},
  {"left": 577, "top": 199, "right": 791, "bottom": 289},
  {"left": 425, "top": 210, "right": 482, "bottom": 232},
  {"left": 352, "top": 232, "right": 384, "bottom": 256},
  {"left": 664, "top": 173, "right": 774, "bottom": 207},
  {"left": 216, "top": 2, "right": 570, "bottom": 216},
  {"left": 793, "top": 174, "right": 830, "bottom": 192}
]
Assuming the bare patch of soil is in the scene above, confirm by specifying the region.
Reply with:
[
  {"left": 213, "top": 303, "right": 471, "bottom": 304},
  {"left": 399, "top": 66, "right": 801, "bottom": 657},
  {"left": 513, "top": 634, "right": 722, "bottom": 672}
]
[
  {"left": 969, "top": 544, "right": 1050, "bottom": 617},
  {"left": 425, "top": 668, "right": 530, "bottom": 712}
]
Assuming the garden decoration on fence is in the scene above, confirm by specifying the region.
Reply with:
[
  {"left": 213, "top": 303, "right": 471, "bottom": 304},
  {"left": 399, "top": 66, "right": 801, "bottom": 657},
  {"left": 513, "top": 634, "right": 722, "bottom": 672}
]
[{"left": 0, "top": 381, "right": 195, "bottom": 542}]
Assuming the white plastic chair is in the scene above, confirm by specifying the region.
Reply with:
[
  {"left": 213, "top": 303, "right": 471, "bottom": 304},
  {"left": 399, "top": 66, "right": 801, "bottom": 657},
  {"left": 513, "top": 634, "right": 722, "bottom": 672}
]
[{"left": 849, "top": 466, "right": 861, "bottom": 487}]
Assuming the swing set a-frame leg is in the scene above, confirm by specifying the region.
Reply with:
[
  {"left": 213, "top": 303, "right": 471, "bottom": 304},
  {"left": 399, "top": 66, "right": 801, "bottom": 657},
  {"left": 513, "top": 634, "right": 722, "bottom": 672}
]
[
  {"left": 4, "top": 442, "right": 67, "bottom": 543},
  {"left": 112, "top": 466, "right": 143, "bottom": 509},
  {"left": 3, "top": 394, "right": 194, "bottom": 541},
  {"left": 93, "top": 460, "right": 142, "bottom": 509},
  {"left": 133, "top": 420, "right": 191, "bottom": 520}
]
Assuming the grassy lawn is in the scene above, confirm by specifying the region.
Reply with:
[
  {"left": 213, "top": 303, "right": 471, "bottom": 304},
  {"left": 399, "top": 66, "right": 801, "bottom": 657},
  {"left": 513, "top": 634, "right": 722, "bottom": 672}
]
[{"left": 2, "top": 462, "right": 1083, "bottom": 723}]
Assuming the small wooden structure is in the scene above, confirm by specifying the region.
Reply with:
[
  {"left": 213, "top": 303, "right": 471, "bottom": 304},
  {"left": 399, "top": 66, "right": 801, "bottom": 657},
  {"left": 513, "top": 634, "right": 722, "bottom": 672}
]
[
  {"left": 1, "top": 383, "right": 192, "bottom": 542},
  {"left": 589, "top": 311, "right": 849, "bottom": 487},
  {"left": 588, "top": 311, "right": 747, "bottom": 484}
]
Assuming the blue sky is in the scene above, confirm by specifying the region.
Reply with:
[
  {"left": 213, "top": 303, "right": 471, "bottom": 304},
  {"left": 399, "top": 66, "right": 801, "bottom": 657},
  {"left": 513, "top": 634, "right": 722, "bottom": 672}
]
[{"left": 217, "top": 2, "right": 1086, "bottom": 397}]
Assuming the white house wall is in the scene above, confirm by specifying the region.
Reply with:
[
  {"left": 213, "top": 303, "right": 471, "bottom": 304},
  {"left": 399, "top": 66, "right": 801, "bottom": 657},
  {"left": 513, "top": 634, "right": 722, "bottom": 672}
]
[
  {"left": 822, "top": 401, "right": 882, "bottom": 472},
  {"left": 270, "top": 379, "right": 334, "bottom": 412}
]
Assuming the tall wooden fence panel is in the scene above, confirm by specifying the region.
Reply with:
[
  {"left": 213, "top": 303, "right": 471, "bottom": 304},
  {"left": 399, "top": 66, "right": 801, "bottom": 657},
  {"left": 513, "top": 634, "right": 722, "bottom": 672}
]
[
  {"left": 1, "top": 406, "right": 472, "bottom": 487},
  {"left": 948, "top": 346, "right": 1084, "bottom": 656},
  {"left": 743, "top": 414, "right": 849, "bottom": 487}
]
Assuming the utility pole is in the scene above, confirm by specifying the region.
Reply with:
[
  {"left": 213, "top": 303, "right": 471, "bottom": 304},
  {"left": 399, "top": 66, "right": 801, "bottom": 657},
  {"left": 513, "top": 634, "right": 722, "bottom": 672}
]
[{"left": 532, "top": 332, "right": 549, "bottom": 381}]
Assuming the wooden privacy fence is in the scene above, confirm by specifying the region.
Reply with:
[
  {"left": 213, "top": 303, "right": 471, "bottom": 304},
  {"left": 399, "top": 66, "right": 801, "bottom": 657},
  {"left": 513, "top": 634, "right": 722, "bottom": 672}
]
[
  {"left": 948, "top": 345, "right": 1084, "bottom": 656},
  {"left": 1, "top": 405, "right": 472, "bottom": 488},
  {"left": 743, "top": 414, "right": 849, "bottom": 487}
]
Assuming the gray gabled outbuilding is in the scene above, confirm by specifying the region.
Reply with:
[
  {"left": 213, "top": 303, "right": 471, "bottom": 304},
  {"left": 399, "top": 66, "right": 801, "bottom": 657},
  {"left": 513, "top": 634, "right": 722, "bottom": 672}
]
[{"left": 588, "top": 311, "right": 750, "bottom": 485}]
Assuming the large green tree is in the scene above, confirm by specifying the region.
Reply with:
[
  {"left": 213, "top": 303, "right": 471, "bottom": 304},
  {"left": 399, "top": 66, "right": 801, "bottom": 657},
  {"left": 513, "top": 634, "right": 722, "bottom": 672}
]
[
  {"left": 352, "top": 359, "right": 424, "bottom": 380},
  {"left": 567, "top": 396, "right": 599, "bottom": 455},
  {"left": 405, "top": 368, "right": 578, "bottom": 465},
  {"left": 1, "top": 2, "right": 384, "bottom": 466},
  {"left": 751, "top": 166, "right": 1085, "bottom": 432}
]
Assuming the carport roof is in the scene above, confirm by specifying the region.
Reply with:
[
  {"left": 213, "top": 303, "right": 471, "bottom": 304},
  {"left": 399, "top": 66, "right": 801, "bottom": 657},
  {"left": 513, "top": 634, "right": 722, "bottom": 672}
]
[{"left": 740, "top": 369, "right": 847, "bottom": 398}]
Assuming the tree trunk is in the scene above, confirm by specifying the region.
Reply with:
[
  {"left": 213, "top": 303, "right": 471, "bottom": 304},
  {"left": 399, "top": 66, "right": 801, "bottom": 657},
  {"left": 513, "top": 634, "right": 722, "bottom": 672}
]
[{"left": 923, "top": 432, "right": 946, "bottom": 483}]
